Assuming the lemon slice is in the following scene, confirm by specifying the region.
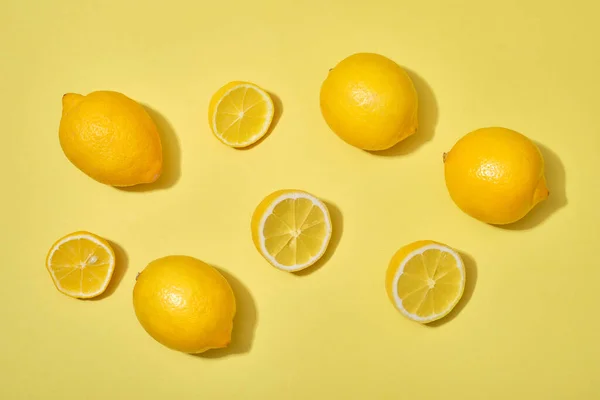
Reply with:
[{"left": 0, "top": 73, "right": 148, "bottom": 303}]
[
  {"left": 251, "top": 190, "right": 332, "bottom": 272},
  {"left": 208, "top": 81, "right": 274, "bottom": 148},
  {"left": 45, "top": 231, "right": 116, "bottom": 299},
  {"left": 385, "top": 241, "right": 465, "bottom": 323}
]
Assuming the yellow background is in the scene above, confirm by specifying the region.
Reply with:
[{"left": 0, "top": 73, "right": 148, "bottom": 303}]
[{"left": 2, "top": 0, "right": 599, "bottom": 398}]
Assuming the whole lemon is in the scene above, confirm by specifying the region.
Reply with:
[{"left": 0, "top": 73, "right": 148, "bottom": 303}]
[
  {"left": 133, "top": 256, "right": 236, "bottom": 354},
  {"left": 320, "top": 53, "right": 418, "bottom": 151},
  {"left": 59, "top": 91, "right": 162, "bottom": 186},
  {"left": 444, "top": 127, "right": 549, "bottom": 225}
]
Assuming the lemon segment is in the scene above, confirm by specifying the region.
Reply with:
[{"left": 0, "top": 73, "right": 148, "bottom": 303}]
[
  {"left": 45, "top": 231, "right": 115, "bottom": 299},
  {"left": 251, "top": 190, "right": 332, "bottom": 272},
  {"left": 385, "top": 241, "right": 465, "bottom": 323},
  {"left": 209, "top": 81, "right": 274, "bottom": 148}
]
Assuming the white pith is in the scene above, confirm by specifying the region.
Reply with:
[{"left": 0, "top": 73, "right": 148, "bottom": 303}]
[
  {"left": 212, "top": 83, "right": 274, "bottom": 147},
  {"left": 391, "top": 244, "right": 465, "bottom": 323},
  {"left": 47, "top": 233, "right": 115, "bottom": 297},
  {"left": 259, "top": 192, "right": 332, "bottom": 272}
]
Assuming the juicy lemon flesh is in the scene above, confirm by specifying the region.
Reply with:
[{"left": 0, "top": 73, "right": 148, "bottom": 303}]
[
  {"left": 212, "top": 83, "right": 273, "bottom": 147},
  {"left": 47, "top": 233, "right": 114, "bottom": 298},
  {"left": 397, "top": 249, "right": 462, "bottom": 318},
  {"left": 263, "top": 197, "right": 328, "bottom": 266}
]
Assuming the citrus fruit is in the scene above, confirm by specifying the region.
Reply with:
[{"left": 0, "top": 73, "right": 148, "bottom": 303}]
[
  {"left": 320, "top": 53, "right": 418, "bottom": 151},
  {"left": 385, "top": 241, "right": 465, "bottom": 324},
  {"left": 59, "top": 91, "right": 163, "bottom": 186},
  {"left": 45, "top": 231, "right": 116, "bottom": 299},
  {"left": 444, "top": 127, "right": 549, "bottom": 225},
  {"left": 133, "top": 256, "right": 236, "bottom": 354},
  {"left": 208, "top": 81, "right": 274, "bottom": 148},
  {"left": 251, "top": 190, "right": 332, "bottom": 272}
]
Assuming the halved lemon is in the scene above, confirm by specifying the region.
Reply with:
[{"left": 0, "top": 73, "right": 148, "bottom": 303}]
[
  {"left": 208, "top": 81, "right": 274, "bottom": 148},
  {"left": 251, "top": 190, "right": 332, "bottom": 272},
  {"left": 385, "top": 241, "right": 466, "bottom": 323},
  {"left": 45, "top": 231, "right": 116, "bottom": 299}
]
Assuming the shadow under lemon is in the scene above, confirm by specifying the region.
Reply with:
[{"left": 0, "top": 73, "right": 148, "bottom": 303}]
[
  {"left": 372, "top": 69, "right": 438, "bottom": 157},
  {"left": 295, "top": 200, "right": 343, "bottom": 277},
  {"left": 503, "top": 143, "right": 567, "bottom": 230},
  {"left": 197, "top": 267, "right": 258, "bottom": 358},
  {"left": 92, "top": 241, "right": 128, "bottom": 300},
  {"left": 119, "top": 106, "right": 181, "bottom": 192},
  {"left": 427, "top": 251, "right": 477, "bottom": 327}
]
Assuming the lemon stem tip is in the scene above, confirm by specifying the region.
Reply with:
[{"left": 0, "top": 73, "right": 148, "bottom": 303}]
[{"left": 61, "top": 93, "right": 84, "bottom": 116}]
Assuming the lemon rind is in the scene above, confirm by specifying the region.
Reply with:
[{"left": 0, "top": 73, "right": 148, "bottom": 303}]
[
  {"left": 258, "top": 192, "right": 332, "bottom": 272},
  {"left": 391, "top": 244, "right": 465, "bottom": 323}
]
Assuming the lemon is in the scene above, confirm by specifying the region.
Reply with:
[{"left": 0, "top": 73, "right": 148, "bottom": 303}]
[
  {"left": 59, "top": 91, "right": 163, "bottom": 186},
  {"left": 208, "top": 81, "right": 274, "bottom": 148},
  {"left": 320, "top": 53, "right": 418, "bottom": 151},
  {"left": 444, "top": 127, "right": 549, "bottom": 225},
  {"left": 385, "top": 241, "right": 465, "bottom": 324},
  {"left": 133, "top": 256, "right": 236, "bottom": 354},
  {"left": 45, "top": 231, "right": 115, "bottom": 299},
  {"left": 251, "top": 190, "right": 332, "bottom": 272}
]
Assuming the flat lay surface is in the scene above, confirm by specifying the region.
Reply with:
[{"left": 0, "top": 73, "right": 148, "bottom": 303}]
[{"left": 2, "top": 0, "right": 599, "bottom": 398}]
